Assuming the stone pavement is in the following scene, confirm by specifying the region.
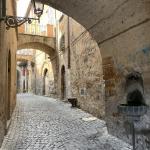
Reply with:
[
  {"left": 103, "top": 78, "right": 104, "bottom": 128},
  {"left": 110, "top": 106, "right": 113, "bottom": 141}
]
[{"left": 1, "top": 94, "right": 132, "bottom": 150}]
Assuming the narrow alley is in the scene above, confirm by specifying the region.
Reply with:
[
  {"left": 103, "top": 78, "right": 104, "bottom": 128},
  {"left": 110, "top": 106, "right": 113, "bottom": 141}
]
[
  {"left": 1, "top": 94, "right": 131, "bottom": 150},
  {"left": 0, "top": 0, "right": 150, "bottom": 149}
]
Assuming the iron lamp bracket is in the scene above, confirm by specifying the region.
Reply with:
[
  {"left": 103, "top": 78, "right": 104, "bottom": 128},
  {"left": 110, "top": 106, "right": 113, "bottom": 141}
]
[{"left": 0, "top": 16, "right": 39, "bottom": 30}]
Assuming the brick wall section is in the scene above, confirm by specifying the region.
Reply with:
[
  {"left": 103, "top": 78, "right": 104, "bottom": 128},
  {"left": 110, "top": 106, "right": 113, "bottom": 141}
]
[
  {"left": 47, "top": 24, "right": 54, "bottom": 37},
  {"left": 18, "top": 25, "right": 25, "bottom": 34}
]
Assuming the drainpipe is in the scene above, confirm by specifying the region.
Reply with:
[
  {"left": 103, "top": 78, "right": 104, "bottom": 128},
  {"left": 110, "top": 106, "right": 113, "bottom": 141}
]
[
  {"left": 55, "top": 9, "right": 59, "bottom": 97},
  {"left": 55, "top": 9, "right": 57, "bottom": 50},
  {"left": 67, "top": 16, "right": 72, "bottom": 98},
  {"left": 67, "top": 16, "right": 71, "bottom": 69}
]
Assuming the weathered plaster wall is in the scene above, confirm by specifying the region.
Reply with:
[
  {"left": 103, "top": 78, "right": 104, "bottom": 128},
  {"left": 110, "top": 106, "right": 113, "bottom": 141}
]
[
  {"left": 0, "top": 0, "right": 17, "bottom": 146},
  {"left": 100, "top": 16, "right": 150, "bottom": 149}
]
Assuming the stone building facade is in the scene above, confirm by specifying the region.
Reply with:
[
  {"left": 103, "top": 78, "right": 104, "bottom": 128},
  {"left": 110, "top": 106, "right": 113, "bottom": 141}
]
[
  {"left": 55, "top": 12, "right": 150, "bottom": 148},
  {"left": 55, "top": 13, "right": 105, "bottom": 118},
  {"left": 0, "top": 0, "right": 17, "bottom": 146}
]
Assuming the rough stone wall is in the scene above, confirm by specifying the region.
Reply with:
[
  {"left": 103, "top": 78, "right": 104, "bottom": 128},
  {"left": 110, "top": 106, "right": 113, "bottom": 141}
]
[
  {"left": 0, "top": 0, "right": 17, "bottom": 146},
  {"left": 55, "top": 8, "right": 150, "bottom": 148},
  {"left": 69, "top": 19, "right": 105, "bottom": 118},
  {"left": 56, "top": 15, "right": 105, "bottom": 118},
  {"left": 101, "top": 20, "right": 150, "bottom": 149}
]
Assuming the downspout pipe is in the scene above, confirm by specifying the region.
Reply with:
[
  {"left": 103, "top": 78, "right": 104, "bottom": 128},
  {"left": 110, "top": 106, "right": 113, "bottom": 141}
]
[{"left": 67, "top": 16, "right": 71, "bottom": 69}]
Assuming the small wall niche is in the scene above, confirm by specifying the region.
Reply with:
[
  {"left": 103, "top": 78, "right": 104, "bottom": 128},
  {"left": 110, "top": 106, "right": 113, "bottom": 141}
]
[{"left": 80, "top": 88, "right": 86, "bottom": 96}]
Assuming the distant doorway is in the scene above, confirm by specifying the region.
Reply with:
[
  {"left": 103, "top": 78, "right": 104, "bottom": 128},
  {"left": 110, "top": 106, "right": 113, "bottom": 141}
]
[
  {"left": 43, "top": 68, "right": 48, "bottom": 95},
  {"left": 61, "top": 65, "right": 66, "bottom": 99},
  {"left": 16, "top": 70, "right": 20, "bottom": 93},
  {"left": 23, "top": 80, "right": 25, "bottom": 92}
]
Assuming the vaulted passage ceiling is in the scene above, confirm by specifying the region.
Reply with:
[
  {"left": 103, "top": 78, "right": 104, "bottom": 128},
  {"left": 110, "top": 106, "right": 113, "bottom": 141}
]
[
  {"left": 17, "top": 33, "right": 56, "bottom": 59},
  {"left": 36, "top": 0, "right": 150, "bottom": 49}
]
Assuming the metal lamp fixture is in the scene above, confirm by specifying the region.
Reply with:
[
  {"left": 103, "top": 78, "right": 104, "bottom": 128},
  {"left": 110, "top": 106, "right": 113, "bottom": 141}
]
[
  {"left": 32, "top": 0, "right": 44, "bottom": 19},
  {"left": 0, "top": 0, "right": 44, "bottom": 30}
]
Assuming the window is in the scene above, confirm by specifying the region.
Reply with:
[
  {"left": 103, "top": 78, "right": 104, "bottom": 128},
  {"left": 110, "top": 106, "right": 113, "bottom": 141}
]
[{"left": 60, "top": 34, "right": 65, "bottom": 51}]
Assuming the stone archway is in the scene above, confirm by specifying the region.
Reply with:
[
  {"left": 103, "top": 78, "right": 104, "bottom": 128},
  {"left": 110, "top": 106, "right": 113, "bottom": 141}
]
[
  {"left": 61, "top": 65, "right": 66, "bottom": 99},
  {"left": 17, "top": 41, "right": 59, "bottom": 96}
]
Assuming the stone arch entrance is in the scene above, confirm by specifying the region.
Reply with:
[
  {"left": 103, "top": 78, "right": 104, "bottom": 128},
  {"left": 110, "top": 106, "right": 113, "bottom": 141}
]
[{"left": 61, "top": 65, "right": 66, "bottom": 99}]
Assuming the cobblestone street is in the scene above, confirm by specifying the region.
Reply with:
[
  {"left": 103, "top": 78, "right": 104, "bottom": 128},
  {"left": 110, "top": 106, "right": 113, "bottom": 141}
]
[{"left": 1, "top": 94, "right": 131, "bottom": 150}]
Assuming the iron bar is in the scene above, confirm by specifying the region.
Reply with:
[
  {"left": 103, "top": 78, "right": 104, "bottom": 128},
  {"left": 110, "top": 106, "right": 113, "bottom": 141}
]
[
  {"left": 132, "top": 122, "right": 136, "bottom": 150},
  {"left": 0, "top": 16, "right": 39, "bottom": 30}
]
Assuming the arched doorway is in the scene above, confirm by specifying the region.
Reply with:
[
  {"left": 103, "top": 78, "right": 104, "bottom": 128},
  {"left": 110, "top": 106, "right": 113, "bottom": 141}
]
[
  {"left": 16, "top": 70, "right": 20, "bottom": 93},
  {"left": 7, "top": 51, "right": 11, "bottom": 120},
  {"left": 61, "top": 65, "right": 66, "bottom": 99},
  {"left": 26, "top": 69, "right": 29, "bottom": 92},
  {"left": 43, "top": 68, "right": 48, "bottom": 95}
]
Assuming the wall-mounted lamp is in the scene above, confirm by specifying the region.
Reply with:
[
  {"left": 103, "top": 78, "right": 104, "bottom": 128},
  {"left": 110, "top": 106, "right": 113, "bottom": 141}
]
[
  {"left": 0, "top": 0, "right": 44, "bottom": 30},
  {"left": 32, "top": 0, "right": 44, "bottom": 19}
]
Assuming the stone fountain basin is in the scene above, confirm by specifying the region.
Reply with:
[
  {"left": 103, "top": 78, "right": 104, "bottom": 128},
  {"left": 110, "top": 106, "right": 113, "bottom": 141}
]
[{"left": 118, "top": 105, "right": 148, "bottom": 116}]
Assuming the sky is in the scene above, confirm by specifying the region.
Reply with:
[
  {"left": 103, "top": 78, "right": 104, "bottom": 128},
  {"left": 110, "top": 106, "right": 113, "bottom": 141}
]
[
  {"left": 17, "top": 0, "right": 31, "bottom": 17},
  {"left": 17, "top": 0, "right": 55, "bottom": 25}
]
